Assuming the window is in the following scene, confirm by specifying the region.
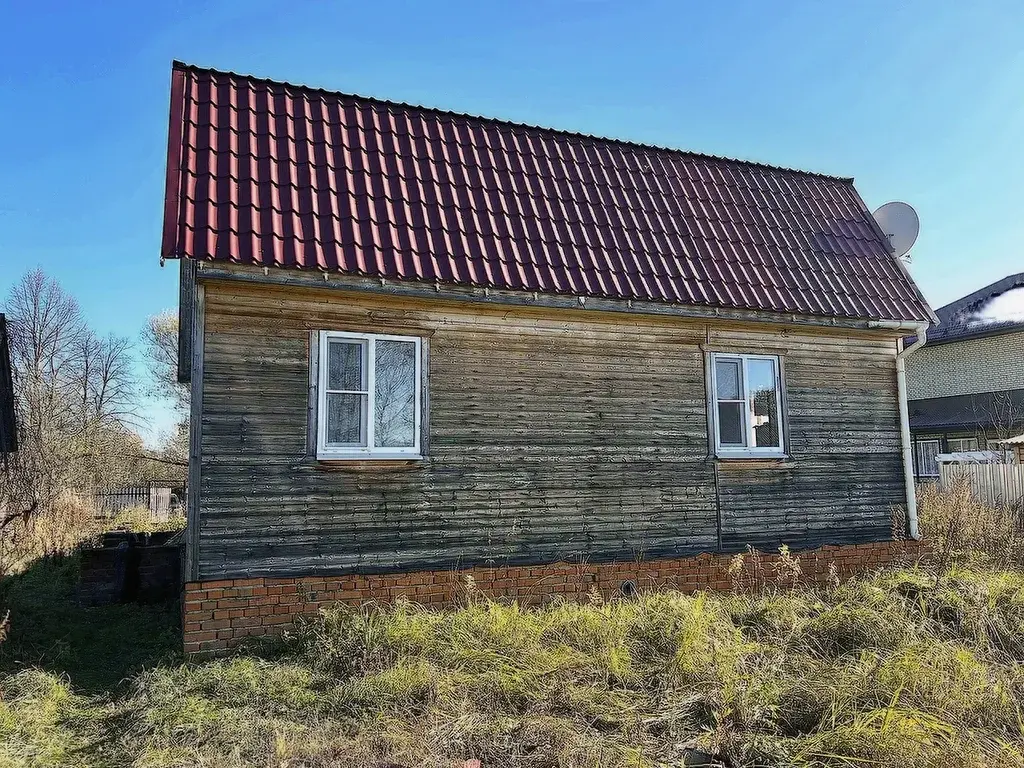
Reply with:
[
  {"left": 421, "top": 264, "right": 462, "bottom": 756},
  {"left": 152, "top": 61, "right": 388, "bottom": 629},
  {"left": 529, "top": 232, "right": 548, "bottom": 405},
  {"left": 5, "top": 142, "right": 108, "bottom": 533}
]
[
  {"left": 316, "top": 331, "right": 422, "bottom": 459},
  {"left": 947, "top": 437, "right": 979, "bottom": 453},
  {"left": 914, "top": 439, "right": 940, "bottom": 478},
  {"left": 709, "top": 353, "right": 785, "bottom": 457}
]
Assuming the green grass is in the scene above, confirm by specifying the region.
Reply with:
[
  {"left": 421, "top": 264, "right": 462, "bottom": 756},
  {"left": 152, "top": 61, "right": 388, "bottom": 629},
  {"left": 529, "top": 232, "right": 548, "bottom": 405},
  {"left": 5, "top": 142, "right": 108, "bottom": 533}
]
[
  {"left": 0, "top": 556, "right": 180, "bottom": 693},
  {"left": 4, "top": 563, "right": 1024, "bottom": 767}
]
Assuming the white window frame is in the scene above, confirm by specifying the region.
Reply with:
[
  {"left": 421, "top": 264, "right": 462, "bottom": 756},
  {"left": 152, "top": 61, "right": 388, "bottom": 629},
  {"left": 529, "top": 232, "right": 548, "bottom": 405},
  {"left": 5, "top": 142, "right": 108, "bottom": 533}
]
[
  {"left": 709, "top": 352, "right": 786, "bottom": 458},
  {"left": 914, "top": 438, "right": 941, "bottom": 478},
  {"left": 316, "top": 330, "right": 422, "bottom": 460}
]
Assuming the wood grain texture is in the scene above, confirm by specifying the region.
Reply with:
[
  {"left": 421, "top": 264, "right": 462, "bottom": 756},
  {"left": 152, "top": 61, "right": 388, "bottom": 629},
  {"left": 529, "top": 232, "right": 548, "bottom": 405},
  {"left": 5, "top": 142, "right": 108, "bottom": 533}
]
[{"left": 194, "top": 278, "right": 904, "bottom": 579}]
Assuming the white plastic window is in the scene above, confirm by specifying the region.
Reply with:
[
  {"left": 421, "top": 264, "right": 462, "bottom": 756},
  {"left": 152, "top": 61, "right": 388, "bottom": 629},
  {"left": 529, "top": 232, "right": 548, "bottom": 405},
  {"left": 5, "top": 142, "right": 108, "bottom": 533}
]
[
  {"left": 710, "top": 353, "right": 785, "bottom": 457},
  {"left": 317, "top": 331, "right": 422, "bottom": 459}
]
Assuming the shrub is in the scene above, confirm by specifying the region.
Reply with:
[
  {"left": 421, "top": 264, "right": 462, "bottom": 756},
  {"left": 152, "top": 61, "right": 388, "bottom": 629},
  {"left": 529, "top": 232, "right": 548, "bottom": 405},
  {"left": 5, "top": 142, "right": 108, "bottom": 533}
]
[
  {"left": 918, "top": 478, "right": 1024, "bottom": 569},
  {"left": 105, "top": 505, "right": 186, "bottom": 534}
]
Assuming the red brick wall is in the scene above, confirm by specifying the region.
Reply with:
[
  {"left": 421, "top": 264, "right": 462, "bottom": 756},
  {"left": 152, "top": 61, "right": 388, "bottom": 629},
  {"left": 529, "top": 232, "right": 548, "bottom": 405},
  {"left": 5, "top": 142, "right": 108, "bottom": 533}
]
[{"left": 182, "top": 540, "right": 930, "bottom": 655}]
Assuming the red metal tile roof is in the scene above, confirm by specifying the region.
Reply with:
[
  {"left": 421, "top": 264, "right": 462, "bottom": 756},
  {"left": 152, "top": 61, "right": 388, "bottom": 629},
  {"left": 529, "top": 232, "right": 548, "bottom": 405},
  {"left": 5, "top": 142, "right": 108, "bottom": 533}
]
[{"left": 161, "top": 62, "right": 933, "bottom": 323}]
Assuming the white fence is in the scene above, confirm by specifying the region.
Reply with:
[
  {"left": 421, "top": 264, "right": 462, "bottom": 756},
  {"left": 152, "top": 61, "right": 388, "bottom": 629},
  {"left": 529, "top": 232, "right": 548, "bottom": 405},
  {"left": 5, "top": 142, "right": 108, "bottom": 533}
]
[{"left": 939, "top": 463, "right": 1024, "bottom": 507}]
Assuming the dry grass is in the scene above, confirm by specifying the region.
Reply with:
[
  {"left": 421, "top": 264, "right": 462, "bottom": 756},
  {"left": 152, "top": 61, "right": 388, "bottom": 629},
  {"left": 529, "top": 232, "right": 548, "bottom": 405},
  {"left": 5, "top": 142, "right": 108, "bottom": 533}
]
[
  {"left": 104, "top": 505, "right": 186, "bottom": 535},
  {"left": 4, "top": 485, "right": 1024, "bottom": 767},
  {"left": 918, "top": 477, "right": 1024, "bottom": 569},
  {"left": 4, "top": 563, "right": 1024, "bottom": 767},
  {"left": 0, "top": 491, "right": 96, "bottom": 575}
]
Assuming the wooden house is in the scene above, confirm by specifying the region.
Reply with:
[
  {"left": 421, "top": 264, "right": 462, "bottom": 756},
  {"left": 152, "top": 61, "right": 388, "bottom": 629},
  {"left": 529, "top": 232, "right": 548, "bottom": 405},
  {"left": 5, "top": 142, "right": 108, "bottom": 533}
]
[{"left": 161, "top": 64, "right": 935, "bottom": 653}]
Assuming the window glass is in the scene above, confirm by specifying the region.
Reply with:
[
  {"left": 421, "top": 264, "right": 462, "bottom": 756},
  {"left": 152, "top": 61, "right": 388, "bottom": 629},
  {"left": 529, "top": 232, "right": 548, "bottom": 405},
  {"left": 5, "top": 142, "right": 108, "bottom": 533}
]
[
  {"left": 914, "top": 439, "right": 940, "bottom": 477},
  {"left": 717, "top": 401, "right": 744, "bottom": 445},
  {"left": 715, "top": 359, "right": 742, "bottom": 400},
  {"left": 947, "top": 438, "right": 978, "bottom": 452},
  {"left": 326, "top": 392, "right": 366, "bottom": 445},
  {"left": 374, "top": 340, "right": 417, "bottom": 447},
  {"left": 747, "top": 358, "right": 780, "bottom": 448},
  {"left": 328, "top": 340, "right": 365, "bottom": 391}
]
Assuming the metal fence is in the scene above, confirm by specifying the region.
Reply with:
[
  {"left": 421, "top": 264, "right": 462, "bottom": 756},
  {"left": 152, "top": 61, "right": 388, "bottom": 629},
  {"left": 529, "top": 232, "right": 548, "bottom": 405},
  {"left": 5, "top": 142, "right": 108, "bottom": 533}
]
[{"left": 939, "top": 463, "right": 1024, "bottom": 508}]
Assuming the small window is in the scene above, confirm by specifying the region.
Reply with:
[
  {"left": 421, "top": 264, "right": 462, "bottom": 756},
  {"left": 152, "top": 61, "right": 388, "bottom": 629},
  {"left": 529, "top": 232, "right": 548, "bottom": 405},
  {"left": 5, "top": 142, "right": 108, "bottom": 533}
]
[
  {"left": 947, "top": 437, "right": 979, "bottom": 453},
  {"left": 316, "top": 331, "right": 422, "bottom": 459},
  {"left": 914, "top": 439, "right": 940, "bottom": 478},
  {"left": 709, "top": 353, "right": 785, "bottom": 457}
]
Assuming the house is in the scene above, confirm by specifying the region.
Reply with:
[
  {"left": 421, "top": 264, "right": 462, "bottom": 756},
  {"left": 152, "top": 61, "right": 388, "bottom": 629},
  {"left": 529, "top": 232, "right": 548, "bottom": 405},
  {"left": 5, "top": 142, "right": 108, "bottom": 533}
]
[
  {"left": 905, "top": 273, "right": 1024, "bottom": 479},
  {"left": 161, "top": 63, "right": 935, "bottom": 654},
  {"left": 998, "top": 434, "right": 1024, "bottom": 465},
  {"left": 0, "top": 314, "right": 16, "bottom": 455}
]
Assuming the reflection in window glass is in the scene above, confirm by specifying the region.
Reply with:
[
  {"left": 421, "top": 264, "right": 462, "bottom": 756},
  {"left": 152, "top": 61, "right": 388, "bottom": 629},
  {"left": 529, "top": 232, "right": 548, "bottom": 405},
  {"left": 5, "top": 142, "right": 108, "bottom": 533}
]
[
  {"left": 747, "top": 358, "right": 780, "bottom": 448},
  {"left": 374, "top": 340, "right": 417, "bottom": 447},
  {"left": 715, "top": 359, "right": 741, "bottom": 400},
  {"left": 326, "top": 392, "right": 366, "bottom": 445},
  {"left": 327, "top": 341, "right": 365, "bottom": 391}
]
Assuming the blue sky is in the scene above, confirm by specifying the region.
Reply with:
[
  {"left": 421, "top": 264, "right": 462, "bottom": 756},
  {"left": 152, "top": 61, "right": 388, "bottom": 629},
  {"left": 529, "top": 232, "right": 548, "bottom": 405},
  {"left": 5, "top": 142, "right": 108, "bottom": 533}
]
[{"left": 2, "top": 0, "right": 1022, "bottom": 440}]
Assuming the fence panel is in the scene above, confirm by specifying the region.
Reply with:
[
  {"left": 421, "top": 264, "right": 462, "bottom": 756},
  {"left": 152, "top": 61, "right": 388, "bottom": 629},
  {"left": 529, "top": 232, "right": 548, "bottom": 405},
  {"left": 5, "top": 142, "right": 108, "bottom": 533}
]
[
  {"left": 939, "top": 463, "right": 1024, "bottom": 507},
  {"left": 85, "top": 482, "right": 187, "bottom": 520}
]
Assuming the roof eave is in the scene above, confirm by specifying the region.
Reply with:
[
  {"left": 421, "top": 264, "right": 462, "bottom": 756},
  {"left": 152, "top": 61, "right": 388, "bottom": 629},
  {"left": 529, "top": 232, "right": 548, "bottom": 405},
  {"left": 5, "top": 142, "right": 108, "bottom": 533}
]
[{"left": 161, "top": 65, "right": 187, "bottom": 261}]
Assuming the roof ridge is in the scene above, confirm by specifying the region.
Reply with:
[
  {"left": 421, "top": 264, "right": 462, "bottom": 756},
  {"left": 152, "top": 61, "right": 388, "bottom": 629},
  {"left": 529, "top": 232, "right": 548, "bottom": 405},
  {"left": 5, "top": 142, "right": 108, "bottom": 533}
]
[
  {"left": 171, "top": 60, "right": 856, "bottom": 185},
  {"left": 936, "top": 272, "right": 1024, "bottom": 317}
]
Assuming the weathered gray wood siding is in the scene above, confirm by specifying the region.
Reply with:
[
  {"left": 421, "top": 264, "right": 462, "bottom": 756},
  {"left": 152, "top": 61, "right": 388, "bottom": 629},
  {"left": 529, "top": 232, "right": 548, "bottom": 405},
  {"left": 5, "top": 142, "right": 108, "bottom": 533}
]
[
  {"left": 710, "top": 328, "right": 903, "bottom": 551},
  {"left": 196, "top": 280, "right": 902, "bottom": 579}
]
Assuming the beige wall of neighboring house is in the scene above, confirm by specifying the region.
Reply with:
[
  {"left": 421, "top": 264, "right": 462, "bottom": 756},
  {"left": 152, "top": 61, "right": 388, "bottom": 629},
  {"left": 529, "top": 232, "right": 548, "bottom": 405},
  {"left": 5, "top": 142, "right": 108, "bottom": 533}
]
[{"left": 906, "top": 330, "right": 1024, "bottom": 400}]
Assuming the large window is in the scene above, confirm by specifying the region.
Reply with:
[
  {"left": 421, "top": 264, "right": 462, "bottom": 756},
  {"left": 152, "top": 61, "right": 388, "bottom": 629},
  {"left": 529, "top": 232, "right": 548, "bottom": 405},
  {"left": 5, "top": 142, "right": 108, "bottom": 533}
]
[
  {"left": 913, "top": 439, "right": 940, "bottom": 478},
  {"left": 709, "top": 353, "right": 785, "bottom": 457},
  {"left": 316, "top": 331, "right": 422, "bottom": 459}
]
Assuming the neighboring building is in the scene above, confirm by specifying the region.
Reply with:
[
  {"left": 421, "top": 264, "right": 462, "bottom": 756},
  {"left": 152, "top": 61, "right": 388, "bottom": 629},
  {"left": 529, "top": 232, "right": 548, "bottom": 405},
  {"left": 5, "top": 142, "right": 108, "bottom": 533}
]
[
  {"left": 161, "top": 63, "right": 934, "bottom": 653},
  {"left": 0, "top": 313, "right": 16, "bottom": 455},
  {"left": 906, "top": 273, "right": 1024, "bottom": 478},
  {"left": 998, "top": 434, "right": 1024, "bottom": 465}
]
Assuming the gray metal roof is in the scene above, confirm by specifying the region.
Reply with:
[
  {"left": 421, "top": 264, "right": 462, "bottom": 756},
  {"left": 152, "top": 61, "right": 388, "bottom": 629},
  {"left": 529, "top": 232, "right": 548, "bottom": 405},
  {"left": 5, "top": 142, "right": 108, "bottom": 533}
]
[{"left": 917, "top": 272, "right": 1024, "bottom": 346}]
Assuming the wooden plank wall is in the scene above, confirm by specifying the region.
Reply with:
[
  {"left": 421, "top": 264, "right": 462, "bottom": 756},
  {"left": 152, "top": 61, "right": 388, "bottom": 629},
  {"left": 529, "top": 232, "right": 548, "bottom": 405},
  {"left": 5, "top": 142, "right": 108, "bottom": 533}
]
[
  {"left": 711, "top": 327, "right": 903, "bottom": 550},
  {"left": 196, "top": 280, "right": 903, "bottom": 579}
]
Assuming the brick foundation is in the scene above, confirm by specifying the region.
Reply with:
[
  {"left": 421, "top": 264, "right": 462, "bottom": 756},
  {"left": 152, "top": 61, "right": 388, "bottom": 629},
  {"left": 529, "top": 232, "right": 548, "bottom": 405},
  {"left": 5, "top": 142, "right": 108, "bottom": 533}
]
[{"left": 182, "top": 539, "right": 930, "bottom": 655}]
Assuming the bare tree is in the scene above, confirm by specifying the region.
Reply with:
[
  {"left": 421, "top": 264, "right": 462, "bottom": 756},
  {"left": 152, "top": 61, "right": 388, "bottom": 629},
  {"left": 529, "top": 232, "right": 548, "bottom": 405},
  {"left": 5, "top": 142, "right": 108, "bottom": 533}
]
[
  {"left": 970, "top": 390, "right": 1024, "bottom": 450},
  {"left": 0, "top": 270, "right": 143, "bottom": 571},
  {"left": 142, "top": 310, "right": 189, "bottom": 413}
]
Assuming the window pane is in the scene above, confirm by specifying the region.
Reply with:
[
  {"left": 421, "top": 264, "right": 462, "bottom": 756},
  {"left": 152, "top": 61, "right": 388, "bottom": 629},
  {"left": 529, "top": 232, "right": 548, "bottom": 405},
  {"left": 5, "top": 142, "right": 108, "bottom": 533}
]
[
  {"left": 948, "top": 438, "right": 978, "bottom": 452},
  {"left": 715, "top": 359, "right": 741, "bottom": 400},
  {"left": 914, "top": 440, "right": 940, "bottom": 477},
  {"left": 327, "top": 340, "right": 365, "bottom": 391},
  {"left": 326, "top": 393, "right": 366, "bottom": 445},
  {"left": 747, "top": 358, "right": 780, "bottom": 449},
  {"left": 717, "top": 401, "right": 744, "bottom": 445},
  {"left": 374, "top": 340, "right": 417, "bottom": 448}
]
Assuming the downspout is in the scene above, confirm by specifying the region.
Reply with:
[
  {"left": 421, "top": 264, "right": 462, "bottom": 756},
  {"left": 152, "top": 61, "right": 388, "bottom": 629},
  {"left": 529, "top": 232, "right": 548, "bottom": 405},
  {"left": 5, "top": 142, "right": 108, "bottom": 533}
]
[{"left": 869, "top": 320, "right": 929, "bottom": 540}]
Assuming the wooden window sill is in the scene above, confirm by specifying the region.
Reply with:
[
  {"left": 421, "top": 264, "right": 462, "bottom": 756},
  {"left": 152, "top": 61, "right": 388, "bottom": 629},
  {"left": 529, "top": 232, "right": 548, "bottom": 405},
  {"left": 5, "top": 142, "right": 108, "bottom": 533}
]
[
  {"left": 714, "top": 456, "right": 794, "bottom": 470},
  {"left": 308, "top": 458, "right": 425, "bottom": 472}
]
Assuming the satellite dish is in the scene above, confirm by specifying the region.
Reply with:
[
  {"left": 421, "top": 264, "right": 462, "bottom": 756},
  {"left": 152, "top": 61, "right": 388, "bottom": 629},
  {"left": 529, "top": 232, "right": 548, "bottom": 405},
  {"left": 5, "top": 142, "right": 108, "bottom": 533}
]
[{"left": 873, "top": 201, "right": 920, "bottom": 259}]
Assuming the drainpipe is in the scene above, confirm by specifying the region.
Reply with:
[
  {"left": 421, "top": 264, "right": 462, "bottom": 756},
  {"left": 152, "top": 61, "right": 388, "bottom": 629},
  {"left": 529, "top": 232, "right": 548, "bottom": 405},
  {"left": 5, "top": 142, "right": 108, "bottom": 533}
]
[{"left": 869, "top": 320, "right": 930, "bottom": 540}]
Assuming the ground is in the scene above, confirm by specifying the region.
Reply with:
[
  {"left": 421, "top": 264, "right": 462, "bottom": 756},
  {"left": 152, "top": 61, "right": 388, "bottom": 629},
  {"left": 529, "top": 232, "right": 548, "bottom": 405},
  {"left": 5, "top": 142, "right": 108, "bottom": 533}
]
[{"left": 2, "top": 552, "right": 1024, "bottom": 767}]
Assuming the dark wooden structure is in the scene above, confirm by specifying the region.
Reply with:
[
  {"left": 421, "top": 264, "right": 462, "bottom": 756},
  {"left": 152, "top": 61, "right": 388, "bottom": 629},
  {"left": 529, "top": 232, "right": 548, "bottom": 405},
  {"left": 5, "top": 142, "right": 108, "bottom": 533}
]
[
  {"left": 0, "top": 313, "right": 16, "bottom": 455},
  {"left": 185, "top": 267, "right": 908, "bottom": 580}
]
